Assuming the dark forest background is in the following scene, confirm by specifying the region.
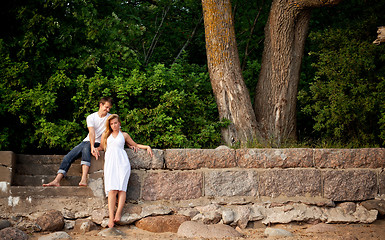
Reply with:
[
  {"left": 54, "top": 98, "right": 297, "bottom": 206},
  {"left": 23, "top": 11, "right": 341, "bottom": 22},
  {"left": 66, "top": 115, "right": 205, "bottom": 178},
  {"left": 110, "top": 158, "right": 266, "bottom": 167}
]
[{"left": 1, "top": 0, "right": 384, "bottom": 154}]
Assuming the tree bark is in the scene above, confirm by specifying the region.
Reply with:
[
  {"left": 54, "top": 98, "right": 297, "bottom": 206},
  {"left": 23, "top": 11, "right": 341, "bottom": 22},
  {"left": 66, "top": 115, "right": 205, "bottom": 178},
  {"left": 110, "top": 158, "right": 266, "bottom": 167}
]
[
  {"left": 202, "top": 0, "right": 261, "bottom": 146},
  {"left": 254, "top": 0, "right": 342, "bottom": 146}
]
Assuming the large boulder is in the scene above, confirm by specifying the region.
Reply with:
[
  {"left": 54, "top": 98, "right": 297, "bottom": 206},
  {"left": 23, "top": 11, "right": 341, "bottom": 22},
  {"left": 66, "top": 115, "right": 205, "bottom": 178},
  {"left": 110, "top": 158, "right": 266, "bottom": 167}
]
[
  {"left": 135, "top": 215, "right": 190, "bottom": 233},
  {"left": 0, "top": 227, "right": 29, "bottom": 240},
  {"left": 37, "top": 231, "right": 71, "bottom": 240},
  {"left": 177, "top": 221, "right": 242, "bottom": 238},
  {"left": 36, "top": 210, "right": 64, "bottom": 232}
]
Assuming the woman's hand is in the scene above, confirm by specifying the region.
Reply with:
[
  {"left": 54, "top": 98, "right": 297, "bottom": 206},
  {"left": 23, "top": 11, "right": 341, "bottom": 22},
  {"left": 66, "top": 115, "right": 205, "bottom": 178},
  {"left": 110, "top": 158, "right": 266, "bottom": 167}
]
[
  {"left": 147, "top": 146, "right": 153, "bottom": 157},
  {"left": 129, "top": 145, "right": 139, "bottom": 152}
]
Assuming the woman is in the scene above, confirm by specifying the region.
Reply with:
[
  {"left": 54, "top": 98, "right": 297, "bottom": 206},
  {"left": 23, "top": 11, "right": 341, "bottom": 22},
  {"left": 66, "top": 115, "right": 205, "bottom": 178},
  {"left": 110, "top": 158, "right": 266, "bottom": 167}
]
[{"left": 98, "top": 114, "right": 153, "bottom": 228}]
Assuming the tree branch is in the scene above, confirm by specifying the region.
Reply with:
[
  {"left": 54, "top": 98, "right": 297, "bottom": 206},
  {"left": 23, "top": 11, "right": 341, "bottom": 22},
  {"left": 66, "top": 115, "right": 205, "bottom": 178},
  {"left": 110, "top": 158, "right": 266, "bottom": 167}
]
[
  {"left": 144, "top": 5, "right": 170, "bottom": 66},
  {"left": 173, "top": 15, "right": 203, "bottom": 64}
]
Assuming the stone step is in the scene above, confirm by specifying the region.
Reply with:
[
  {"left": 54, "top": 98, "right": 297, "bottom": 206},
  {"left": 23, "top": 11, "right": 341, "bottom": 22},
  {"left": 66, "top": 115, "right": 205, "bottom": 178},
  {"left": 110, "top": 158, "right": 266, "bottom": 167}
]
[
  {"left": 16, "top": 154, "right": 67, "bottom": 164},
  {"left": 10, "top": 186, "right": 95, "bottom": 197},
  {"left": 15, "top": 163, "right": 82, "bottom": 176},
  {"left": 12, "top": 175, "right": 81, "bottom": 186}
]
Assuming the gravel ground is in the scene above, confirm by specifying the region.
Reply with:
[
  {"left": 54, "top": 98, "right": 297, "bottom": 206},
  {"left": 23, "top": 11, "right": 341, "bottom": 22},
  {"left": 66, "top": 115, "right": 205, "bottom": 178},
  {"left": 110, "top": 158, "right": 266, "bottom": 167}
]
[{"left": 31, "top": 218, "right": 385, "bottom": 240}]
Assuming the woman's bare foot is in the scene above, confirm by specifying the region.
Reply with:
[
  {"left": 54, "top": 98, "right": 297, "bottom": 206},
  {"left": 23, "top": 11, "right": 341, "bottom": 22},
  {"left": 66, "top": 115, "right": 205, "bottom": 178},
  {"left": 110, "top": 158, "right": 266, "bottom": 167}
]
[
  {"left": 43, "top": 181, "right": 60, "bottom": 187},
  {"left": 108, "top": 219, "right": 114, "bottom": 228},
  {"left": 114, "top": 213, "right": 122, "bottom": 223}
]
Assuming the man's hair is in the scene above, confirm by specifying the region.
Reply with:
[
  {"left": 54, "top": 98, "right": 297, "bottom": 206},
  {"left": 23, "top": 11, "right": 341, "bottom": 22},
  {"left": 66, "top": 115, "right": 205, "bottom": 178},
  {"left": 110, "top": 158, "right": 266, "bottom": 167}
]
[{"left": 99, "top": 97, "right": 113, "bottom": 106}]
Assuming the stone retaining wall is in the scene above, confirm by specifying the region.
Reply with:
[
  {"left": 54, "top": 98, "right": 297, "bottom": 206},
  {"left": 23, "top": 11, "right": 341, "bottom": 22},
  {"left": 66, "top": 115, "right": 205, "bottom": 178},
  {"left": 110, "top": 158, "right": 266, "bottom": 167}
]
[
  {"left": 1, "top": 148, "right": 385, "bottom": 227},
  {"left": 124, "top": 148, "right": 385, "bottom": 203},
  {"left": 1, "top": 148, "right": 384, "bottom": 202}
]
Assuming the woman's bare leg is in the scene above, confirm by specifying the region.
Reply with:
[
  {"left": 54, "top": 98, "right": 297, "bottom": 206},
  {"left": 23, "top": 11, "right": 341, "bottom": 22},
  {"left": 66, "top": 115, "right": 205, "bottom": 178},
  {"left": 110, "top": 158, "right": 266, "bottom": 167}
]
[
  {"left": 114, "top": 191, "right": 126, "bottom": 223},
  {"left": 107, "top": 190, "right": 118, "bottom": 228}
]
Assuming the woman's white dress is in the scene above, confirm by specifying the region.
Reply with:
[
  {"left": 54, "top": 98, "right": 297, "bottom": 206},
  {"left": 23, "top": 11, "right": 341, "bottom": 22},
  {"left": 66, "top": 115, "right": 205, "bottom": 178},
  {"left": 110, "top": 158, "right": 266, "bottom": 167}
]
[{"left": 104, "top": 131, "right": 131, "bottom": 195}]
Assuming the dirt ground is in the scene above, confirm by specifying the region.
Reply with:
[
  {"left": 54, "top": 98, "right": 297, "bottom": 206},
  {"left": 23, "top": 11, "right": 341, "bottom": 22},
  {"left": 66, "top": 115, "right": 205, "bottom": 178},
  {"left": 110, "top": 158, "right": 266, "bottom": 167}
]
[{"left": 30, "top": 218, "right": 385, "bottom": 240}]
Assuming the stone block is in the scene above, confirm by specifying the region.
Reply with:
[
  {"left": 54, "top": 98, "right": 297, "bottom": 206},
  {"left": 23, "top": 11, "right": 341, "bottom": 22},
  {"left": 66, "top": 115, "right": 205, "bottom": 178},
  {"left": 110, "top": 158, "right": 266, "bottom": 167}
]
[
  {"left": 89, "top": 152, "right": 104, "bottom": 173},
  {"left": 236, "top": 148, "right": 313, "bottom": 168},
  {"left": 379, "top": 170, "right": 385, "bottom": 196},
  {"left": 16, "top": 154, "right": 64, "bottom": 164},
  {"left": 142, "top": 171, "right": 202, "bottom": 201},
  {"left": 314, "top": 148, "right": 385, "bottom": 168},
  {"left": 127, "top": 171, "right": 143, "bottom": 201},
  {"left": 126, "top": 149, "right": 164, "bottom": 170},
  {"left": 0, "top": 151, "right": 15, "bottom": 167},
  {"left": 323, "top": 170, "right": 377, "bottom": 201},
  {"left": 259, "top": 169, "right": 322, "bottom": 198},
  {"left": 0, "top": 182, "right": 10, "bottom": 197},
  {"left": 164, "top": 149, "right": 236, "bottom": 170},
  {"left": 0, "top": 166, "right": 12, "bottom": 182},
  {"left": 205, "top": 170, "right": 258, "bottom": 197}
]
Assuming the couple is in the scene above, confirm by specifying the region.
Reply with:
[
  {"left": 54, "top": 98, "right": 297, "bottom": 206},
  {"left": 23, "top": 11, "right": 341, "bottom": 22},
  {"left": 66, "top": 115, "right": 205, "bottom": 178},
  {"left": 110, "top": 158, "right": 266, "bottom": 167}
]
[{"left": 43, "top": 97, "right": 153, "bottom": 228}]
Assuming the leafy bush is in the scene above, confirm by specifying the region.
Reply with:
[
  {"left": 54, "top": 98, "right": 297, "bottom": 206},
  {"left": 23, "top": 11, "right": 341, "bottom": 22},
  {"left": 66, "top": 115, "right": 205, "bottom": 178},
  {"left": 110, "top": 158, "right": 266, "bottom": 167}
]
[
  {"left": 298, "top": 24, "right": 385, "bottom": 147},
  {"left": 0, "top": 58, "right": 223, "bottom": 153}
]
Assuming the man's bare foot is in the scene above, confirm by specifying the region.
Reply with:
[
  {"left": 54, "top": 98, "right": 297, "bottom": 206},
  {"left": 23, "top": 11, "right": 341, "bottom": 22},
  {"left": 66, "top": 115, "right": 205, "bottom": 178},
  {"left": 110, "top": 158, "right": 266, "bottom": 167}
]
[
  {"left": 43, "top": 181, "right": 60, "bottom": 187},
  {"left": 78, "top": 180, "right": 87, "bottom": 187},
  {"left": 108, "top": 219, "right": 114, "bottom": 228}
]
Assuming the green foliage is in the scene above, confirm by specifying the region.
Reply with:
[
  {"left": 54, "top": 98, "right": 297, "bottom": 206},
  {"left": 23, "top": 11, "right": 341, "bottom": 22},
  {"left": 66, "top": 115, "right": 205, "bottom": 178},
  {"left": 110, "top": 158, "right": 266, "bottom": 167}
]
[
  {"left": 298, "top": 22, "right": 385, "bottom": 147},
  {"left": 0, "top": 58, "right": 222, "bottom": 152}
]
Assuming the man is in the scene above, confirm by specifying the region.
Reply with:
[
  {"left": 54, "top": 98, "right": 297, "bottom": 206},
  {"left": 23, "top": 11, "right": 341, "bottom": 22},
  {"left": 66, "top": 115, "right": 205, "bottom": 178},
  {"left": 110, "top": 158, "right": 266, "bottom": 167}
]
[{"left": 43, "top": 97, "right": 113, "bottom": 187}]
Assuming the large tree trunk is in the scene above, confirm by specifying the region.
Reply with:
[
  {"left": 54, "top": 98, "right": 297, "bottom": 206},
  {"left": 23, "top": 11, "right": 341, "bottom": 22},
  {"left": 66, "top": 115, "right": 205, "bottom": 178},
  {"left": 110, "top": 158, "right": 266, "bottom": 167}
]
[
  {"left": 254, "top": 0, "right": 342, "bottom": 146},
  {"left": 202, "top": 0, "right": 261, "bottom": 146}
]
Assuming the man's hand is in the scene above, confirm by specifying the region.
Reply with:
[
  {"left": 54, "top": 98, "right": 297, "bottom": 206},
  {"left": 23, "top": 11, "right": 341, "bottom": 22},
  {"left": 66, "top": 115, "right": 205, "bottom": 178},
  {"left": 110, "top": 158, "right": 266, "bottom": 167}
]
[{"left": 92, "top": 147, "right": 100, "bottom": 160}]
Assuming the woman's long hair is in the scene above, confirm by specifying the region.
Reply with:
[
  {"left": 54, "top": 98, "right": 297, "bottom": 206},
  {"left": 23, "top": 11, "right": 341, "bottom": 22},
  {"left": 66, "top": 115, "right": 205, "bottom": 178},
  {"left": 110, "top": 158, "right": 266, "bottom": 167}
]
[{"left": 102, "top": 114, "right": 121, "bottom": 151}]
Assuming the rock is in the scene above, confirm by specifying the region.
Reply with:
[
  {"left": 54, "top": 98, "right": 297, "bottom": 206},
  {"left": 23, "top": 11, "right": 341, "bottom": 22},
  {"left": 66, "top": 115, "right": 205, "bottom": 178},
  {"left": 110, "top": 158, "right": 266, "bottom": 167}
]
[
  {"left": 262, "top": 203, "right": 323, "bottom": 225},
  {"left": 232, "top": 205, "right": 251, "bottom": 228},
  {"left": 340, "top": 235, "right": 358, "bottom": 240},
  {"left": 236, "top": 148, "right": 313, "bottom": 168},
  {"left": 0, "top": 227, "right": 29, "bottom": 240},
  {"left": 361, "top": 199, "right": 385, "bottom": 215},
  {"left": 222, "top": 209, "right": 234, "bottom": 224},
  {"left": 135, "top": 215, "right": 190, "bottom": 233},
  {"left": 164, "top": 149, "right": 236, "bottom": 170},
  {"left": 88, "top": 177, "right": 105, "bottom": 198},
  {"left": 249, "top": 205, "right": 265, "bottom": 221},
  {"left": 100, "top": 219, "right": 109, "bottom": 228},
  {"left": 36, "top": 210, "right": 65, "bottom": 232},
  {"left": 126, "top": 148, "right": 164, "bottom": 169},
  {"left": 264, "top": 227, "right": 293, "bottom": 237},
  {"left": 325, "top": 205, "right": 377, "bottom": 223},
  {"left": 64, "top": 220, "right": 75, "bottom": 230},
  {"left": 259, "top": 169, "right": 322, "bottom": 198},
  {"left": 61, "top": 209, "right": 75, "bottom": 220},
  {"left": 215, "top": 145, "right": 230, "bottom": 150},
  {"left": 177, "top": 221, "right": 242, "bottom": 238},
  {"left": 16, "top": 220, "right": 41, "bottom": 233},
  {"left": 119, "top": 213, "right": 142, "bottom": 225},
  {"left": 339, "top": 202, "right": 356, "bottom": 214},
  {"left": 140, "top": 204, "right": 172, "bottom": 217},
  {"left": 38, "top": 231, "right": 71, "bottom": 240},
  {"left": 142, "top": 171, "right": 203, "bottom": 201},
  {"left": 0, "top": 220, "right": 11, "bottom": 230},
  {"left": 73, "top": 219, "right": 97, "bottom": 234},
  {"left": 305, "top": 223, "right": 338, "bottom": 233},
  {"left": 97, "top": 228, "right": 125, "bottom": 237},
  {"left": 192, "top": 212, "right": 221, "bottom": 225},
  {"left": 193, "top": 204, "right": 222, "bottom": 224},
  {"left": 74, "top": 211, "right": 89, "bottom": 219},
  {"left": 177, "top": 208, "right": 200, "bottom": 218},
  {"left": 323, "top": 170, "right": 377, "bottom": 201},
  {"left": 90, "top": 209, "right": 109, "bottom": 225},
  {"left": 205, "top": 170, "right": 258, "bottom": 197}
]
